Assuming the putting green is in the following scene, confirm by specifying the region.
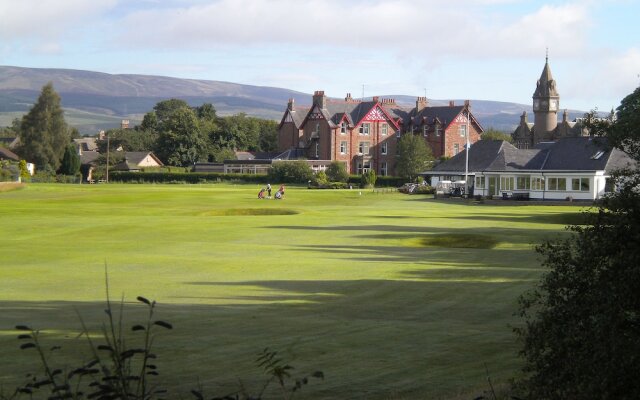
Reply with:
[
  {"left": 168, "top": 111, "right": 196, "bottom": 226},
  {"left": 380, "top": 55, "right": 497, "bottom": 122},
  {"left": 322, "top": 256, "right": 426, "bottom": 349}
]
[{"left": 0, "top": 183, "right": 585, "bottom": 399}]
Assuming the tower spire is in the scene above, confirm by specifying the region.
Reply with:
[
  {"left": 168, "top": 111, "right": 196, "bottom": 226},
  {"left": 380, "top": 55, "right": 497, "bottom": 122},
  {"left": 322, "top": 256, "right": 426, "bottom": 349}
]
[{"left": 546, "top": 47, "right": 549, "bottom": 63}]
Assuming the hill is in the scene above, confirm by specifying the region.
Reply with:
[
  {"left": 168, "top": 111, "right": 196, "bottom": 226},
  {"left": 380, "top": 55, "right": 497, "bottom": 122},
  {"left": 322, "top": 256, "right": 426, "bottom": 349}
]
[{"left": 0, "top": 65, "right": 585, "bottom": 134}]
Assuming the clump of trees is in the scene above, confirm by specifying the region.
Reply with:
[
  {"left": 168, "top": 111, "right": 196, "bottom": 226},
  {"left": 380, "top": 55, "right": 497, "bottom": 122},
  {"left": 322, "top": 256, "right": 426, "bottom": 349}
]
[
  {"left": 98, "top": 99, "right": 279, "bottom": 168},
  {"left": 515, "top": 86, "right": 640, "bottom": 399}
]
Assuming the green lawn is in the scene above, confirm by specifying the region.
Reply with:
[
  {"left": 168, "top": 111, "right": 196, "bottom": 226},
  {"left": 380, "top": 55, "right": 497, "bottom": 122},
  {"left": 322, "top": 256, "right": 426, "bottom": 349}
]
[{"left": 0, "top": 183, "right": 586, "bottom": 399}]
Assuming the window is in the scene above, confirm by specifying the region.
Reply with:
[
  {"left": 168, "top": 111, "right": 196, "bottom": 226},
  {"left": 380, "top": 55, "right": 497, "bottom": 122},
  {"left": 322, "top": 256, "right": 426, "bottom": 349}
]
[
  {"left": 340, "top": 122, "right": 347, "bottom": 134},
  {"left": 340, "top": 141, "right": 347, "bottom": 154},
  {"left": 315, "top": 142, "right": 319, "bottom": 158},
  {"left": 459, "top": 124, "right": 467, "bottom": 137},
  {"left": 381, "top": 124, "right": 388, "bottom": 136},
  {"left": 434, "top": 125, "right": 441, "bottom": 137},
  {"left": 571, "top": 177, "right": 590, "bottom": 191},
  {"left": 454, "top": 143, "right": 460, "bottom": 155},
  {"left": 423, "top": 125, "right": 429, "bottom": 137},
  {"left": 531, "top": 177, "right": 545, "bottom": 190},
  {"left": 380, "top": 162, "right": 388, "bottom": 176},
  {"left": 381, "top": 142, "right": 388, "bottom": 155},
  {"left": 358, "top": 141, "right": 370, "bottom": 155},
  {"left": 475, "top": 176, "right": 485, "bottom": 189},
  {"left": 547, "top": 177, "right": 566, "bottom": 191},
  {"left": 359, "top": 123, "right": 370, "bottom": 135},
  {"left": 516, "top": 176, "right": 530, "bottom": 190},
  {"left": 357, "top": 161, "right": 371, "bottom": 175},
  {"left": 500, "top": 176, "right": 515, "bottom": 191}
]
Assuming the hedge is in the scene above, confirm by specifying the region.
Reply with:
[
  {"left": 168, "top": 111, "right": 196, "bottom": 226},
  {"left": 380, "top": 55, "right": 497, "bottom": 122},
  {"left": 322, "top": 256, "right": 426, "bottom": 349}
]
[
  {"left": 108, "top": 172, "right": 407, "bottom": 187},
  {"left": 108, "top": 171, "right": 270, "bottom": 184}
]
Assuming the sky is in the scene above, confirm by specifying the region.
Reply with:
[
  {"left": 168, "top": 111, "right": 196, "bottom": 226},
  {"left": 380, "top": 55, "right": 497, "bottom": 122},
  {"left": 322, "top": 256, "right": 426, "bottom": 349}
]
[{"left": 1, "top": 0, "right": 639, "bottom": 112}]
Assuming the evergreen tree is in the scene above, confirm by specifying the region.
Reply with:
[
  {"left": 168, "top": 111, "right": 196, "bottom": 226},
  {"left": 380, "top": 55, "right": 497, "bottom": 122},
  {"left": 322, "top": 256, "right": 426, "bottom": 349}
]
[
  {"left": 58, "top": 144, "right": 81, "bottom": 176},
  {"left": 18, "top": 83, "right": 69, "bottom": 171}
]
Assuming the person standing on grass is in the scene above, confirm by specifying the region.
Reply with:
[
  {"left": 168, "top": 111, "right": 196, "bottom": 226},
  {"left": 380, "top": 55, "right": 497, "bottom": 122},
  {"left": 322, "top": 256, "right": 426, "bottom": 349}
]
[
  {"left": 267, "top": 183, "right": 272, "bottom": 198},
  {"left": 279, "top": 184, "right": 285, "bottom": 198}
]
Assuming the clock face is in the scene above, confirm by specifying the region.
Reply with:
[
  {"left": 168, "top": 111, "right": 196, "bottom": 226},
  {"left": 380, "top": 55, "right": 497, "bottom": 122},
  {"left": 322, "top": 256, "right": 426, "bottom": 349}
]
[
  {"left": 550, "top": 99, "right": 558, "bottom": 111},
  {"left": 541, "top": 100, "right": 548, "bottom": 108},
  {"left": 533, "top": 99, "right": 540, "bottom": 110}
]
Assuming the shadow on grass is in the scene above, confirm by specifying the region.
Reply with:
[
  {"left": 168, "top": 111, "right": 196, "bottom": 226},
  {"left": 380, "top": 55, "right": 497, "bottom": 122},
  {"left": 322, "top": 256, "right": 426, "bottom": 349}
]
[{"left": 0, "top": 275, "right": 527, "bottom": 400}]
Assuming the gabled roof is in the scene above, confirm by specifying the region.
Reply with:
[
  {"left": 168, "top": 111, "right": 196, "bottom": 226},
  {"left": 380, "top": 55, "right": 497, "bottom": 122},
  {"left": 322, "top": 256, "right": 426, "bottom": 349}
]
[
  {"left": 278, "top": 107, "right": 309, "bottom": 129},
  {"left": 123, "top": 151, "right": 163, "bottom": 166},
  {"left": 409, "top": 105, "right": 483, "bottom": 132}
]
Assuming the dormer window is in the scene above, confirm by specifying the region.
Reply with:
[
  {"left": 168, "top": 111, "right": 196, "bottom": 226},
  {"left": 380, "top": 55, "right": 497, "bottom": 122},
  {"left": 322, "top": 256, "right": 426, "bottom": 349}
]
[
  {"left": 423, "top": 125, "right": 429, "bottom": 137},
  {"left": 434, "top": 125, "right": 441, "bottom": 137},
  {"left": 340, "top": 121, "right": 347, "bottom": 134}
]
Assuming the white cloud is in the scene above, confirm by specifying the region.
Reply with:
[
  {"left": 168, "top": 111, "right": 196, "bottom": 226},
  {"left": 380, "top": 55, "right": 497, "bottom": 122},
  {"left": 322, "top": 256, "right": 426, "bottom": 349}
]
[
  {"left": 116, "top": 0, "right": 590, "bottom": 61},
  {"left": 0, "top": 0, "right": 118, "bottom": 40}
]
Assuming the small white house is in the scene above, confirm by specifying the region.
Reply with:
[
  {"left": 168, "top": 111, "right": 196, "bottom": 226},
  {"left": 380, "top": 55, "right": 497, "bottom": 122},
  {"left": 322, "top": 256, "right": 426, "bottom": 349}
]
[{"left": 422, "top": 138, "right": 634, "bottom": 201}]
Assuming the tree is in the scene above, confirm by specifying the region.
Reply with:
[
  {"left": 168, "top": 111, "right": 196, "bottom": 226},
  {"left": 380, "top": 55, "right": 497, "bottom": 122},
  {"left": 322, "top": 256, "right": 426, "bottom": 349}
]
[
  {"left": 515, "top": 86, "right": 640, "bottom": 400},
  {"left": 480, "top": 128, "right": 513, "bottom": 142},
  {"left": 97, "top": 128, "right": 156, "bottom": 153},
  {"left": 325, "top": 161, "right": 349, "bottom": 183},
  {"left": 258, "top": 119, "right": 279, "bottom": 152},
  {"left": 155, "top": 106, "right": 207, "bottom": 167},
  {"left": 18, "top": 83, "right": 69, "bottom": 171},
  {"left": 395, "top": 134, "right": 433, "bottom": 181},
  {"left": 58, "top": 144, "right": 81, "bottom": 176},
  {"left": 361, "top": 169, "right": 376, "bottom": 188}
]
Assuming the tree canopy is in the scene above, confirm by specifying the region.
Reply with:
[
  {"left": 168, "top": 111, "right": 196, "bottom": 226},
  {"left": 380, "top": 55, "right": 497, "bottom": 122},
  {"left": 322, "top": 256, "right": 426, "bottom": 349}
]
[
  {"left": 395, "top": 133, "right": 433, "bottom": 181},
  {"left": 515, "top": 86, "right": 640, "bottom": 400},
  {"left": 18, "top": 83, "right": 69, "bottom": 171}
]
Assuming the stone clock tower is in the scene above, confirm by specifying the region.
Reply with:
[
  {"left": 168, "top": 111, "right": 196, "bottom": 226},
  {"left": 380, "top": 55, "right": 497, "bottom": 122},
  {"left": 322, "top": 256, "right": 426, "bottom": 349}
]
[{"left": 532, "top": 55, "right": 560, "bottom": 143}]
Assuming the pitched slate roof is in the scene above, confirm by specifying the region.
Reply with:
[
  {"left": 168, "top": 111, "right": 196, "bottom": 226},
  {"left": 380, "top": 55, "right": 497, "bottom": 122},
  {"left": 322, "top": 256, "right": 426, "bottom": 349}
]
[
  {"left": 409, "top": 105, "right": 466, "bottom": 130},
  {"left": 430, "top": 140, "right": 512, "bottom": 173},
  {"left": 79, "top": 150, "right": 100, "bottom": 165},
  {"left": 0, "top": 146, "right": 20, "bottom": 161},
  {"left": 426, "top": 137, "right": 635, "bottom": 175}
]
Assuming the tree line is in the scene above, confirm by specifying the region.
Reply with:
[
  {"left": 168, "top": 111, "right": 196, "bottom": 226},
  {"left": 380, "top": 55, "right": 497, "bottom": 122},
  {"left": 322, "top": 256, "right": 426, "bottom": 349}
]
[{"left": 2, "top": 83, "right": 280, "bottom": 175}]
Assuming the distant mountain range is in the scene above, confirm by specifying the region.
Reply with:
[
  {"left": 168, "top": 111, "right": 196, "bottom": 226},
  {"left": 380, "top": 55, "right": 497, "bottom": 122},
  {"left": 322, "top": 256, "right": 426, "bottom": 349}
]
[{"left": 0, "top": 66, "right": 587, "bottom": 135}]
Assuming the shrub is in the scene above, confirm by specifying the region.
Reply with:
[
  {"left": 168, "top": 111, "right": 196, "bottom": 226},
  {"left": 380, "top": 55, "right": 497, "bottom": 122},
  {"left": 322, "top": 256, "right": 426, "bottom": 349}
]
[
  {"left": 267, "top": 160, "right": 313, "bottom": 184},
  {"left": 311, "top": 170, "right": 329, "bottom": 187},
  {"left": 325, "top": 161, "right": 349, "bottom": 183},
  {"left": 361, "top": 170, "right": 376, "bottom": 188}
]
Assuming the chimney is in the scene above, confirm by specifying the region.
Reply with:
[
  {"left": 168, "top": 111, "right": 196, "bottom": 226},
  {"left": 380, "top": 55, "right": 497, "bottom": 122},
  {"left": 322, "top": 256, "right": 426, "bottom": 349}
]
[
  {"left": 313, "top": 90, "right": 327, "bottom": 109},
  {"left": 415, "top": 97, "right": 428, "bottom": 113},
  {"left": 372, "top": 96, "right": 380, "bottom": 103},
  {"left": 449, "top": 101, "right": 455, "bottom": 107},
  {"left": 287, "top": 98, "right": 295, "bottom": 111},
  {"left": 345, "top": 93, "right": 353, "bottom": 102},
  {"left": 464, "top": 100, "right": 470, "bottom": 108}
]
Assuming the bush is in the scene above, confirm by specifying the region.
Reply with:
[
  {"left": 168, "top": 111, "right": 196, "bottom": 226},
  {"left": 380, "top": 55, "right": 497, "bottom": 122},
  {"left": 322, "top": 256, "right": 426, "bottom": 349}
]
[
  {"left": 311, "top": 170, "right": 329, "bottom": 187},
  {"left": 267, "top": 160, "right": 313, "bottom": 183},
  {"left": 361, "top": 170, "right": 376, "bottom": 188},
  {"left": 325, "top": 161, "right": 349, "bottom": 183}
]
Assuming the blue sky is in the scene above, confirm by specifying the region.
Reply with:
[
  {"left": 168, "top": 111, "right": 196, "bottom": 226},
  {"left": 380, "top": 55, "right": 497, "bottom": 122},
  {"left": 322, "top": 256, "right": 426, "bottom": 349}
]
[{"left": 1, "top": 0, "right": 639, "bottom": 111}]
